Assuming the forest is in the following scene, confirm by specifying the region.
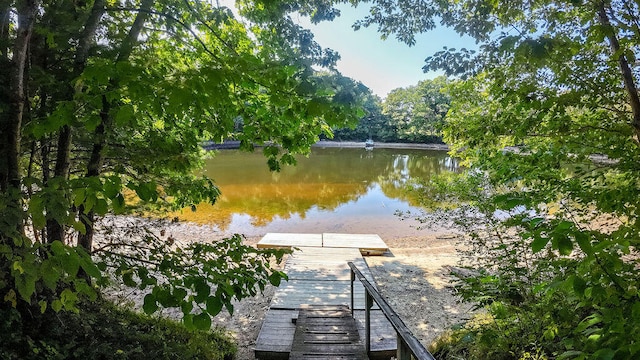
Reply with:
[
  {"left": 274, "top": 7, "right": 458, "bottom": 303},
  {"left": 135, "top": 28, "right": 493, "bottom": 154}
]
[{"left": 1, "top": 0, "right": 639, "bottom": 359}]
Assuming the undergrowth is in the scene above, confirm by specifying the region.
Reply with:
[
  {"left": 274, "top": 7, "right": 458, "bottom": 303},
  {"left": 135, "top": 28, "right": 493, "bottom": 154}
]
[{"left": 0, "top": 298, "right": 236, "bottom": 360}]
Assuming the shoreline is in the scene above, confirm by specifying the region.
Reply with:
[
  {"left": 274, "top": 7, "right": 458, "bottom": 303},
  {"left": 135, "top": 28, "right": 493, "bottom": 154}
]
[
  {"left": 312, "top": 140, "right": 450, "bottom": 151},
  {"left": 203, "top": 140, "right": 450, "bottom": 151}
]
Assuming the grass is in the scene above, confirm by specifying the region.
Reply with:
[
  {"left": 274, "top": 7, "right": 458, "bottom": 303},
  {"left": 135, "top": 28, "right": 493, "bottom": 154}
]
[{"left": 0, "top": 298, "right": 236, "bottom": 360}]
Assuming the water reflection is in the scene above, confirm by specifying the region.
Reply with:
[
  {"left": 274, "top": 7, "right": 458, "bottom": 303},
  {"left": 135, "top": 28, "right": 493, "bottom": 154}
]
[{"left": 175, "top": 148, "right": 459, "bottom": 237}]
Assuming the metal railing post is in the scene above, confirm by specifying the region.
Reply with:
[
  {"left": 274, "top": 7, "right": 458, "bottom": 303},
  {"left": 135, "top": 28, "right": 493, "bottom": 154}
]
[
  {"left": 347, "top": 261, "right": 436, "bottom": 360},
  {"left": 350, "top": 267, "right": 355, "bottom": 317},
  {"left": 365, "top": 290, "right": 372, "bottom": 355}
]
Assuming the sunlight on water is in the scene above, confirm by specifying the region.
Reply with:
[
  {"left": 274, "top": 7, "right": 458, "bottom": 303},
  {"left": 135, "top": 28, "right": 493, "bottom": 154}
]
[{"left": 174, "top": 147, "right": 459, "bottom": 238}]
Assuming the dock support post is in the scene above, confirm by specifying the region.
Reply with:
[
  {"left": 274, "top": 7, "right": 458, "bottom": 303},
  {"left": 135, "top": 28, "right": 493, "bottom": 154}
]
[
  {"left": 397, "top": 337, "right": 411, "bottom": 360},
  {"left": 365, "top": 291, "right": 372, "bottom": 355},
  {"left": 350, "top": 267, "right": 355, "bottom": 317}
]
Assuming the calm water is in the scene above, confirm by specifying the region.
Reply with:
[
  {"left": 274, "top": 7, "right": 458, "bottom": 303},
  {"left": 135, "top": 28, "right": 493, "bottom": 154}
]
[{"left": 176, "top": 147, "right": 459, "bottom": 238}]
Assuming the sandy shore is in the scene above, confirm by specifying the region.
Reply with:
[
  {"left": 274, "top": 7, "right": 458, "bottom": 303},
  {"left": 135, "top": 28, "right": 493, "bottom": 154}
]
[{"left": 103, "top": 218, "right": 470, "bottom": 359}]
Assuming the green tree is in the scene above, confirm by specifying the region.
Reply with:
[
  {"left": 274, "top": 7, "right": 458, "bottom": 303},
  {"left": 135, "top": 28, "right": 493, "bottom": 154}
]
[
  {"left": 332, "top": 85, "right": 392, "bottom": 141},
  {"left": 382, "top": 76, "right": 449, "bottom": 143},
  {"left": 0, "top": 0, "right": 360, "bottom": 327},
  {"left": 352, "top": 0, "right": 640, "bottom": 358}
]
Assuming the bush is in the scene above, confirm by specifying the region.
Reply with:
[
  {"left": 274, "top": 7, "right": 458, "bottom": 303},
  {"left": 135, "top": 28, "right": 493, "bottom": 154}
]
[{"left": 0, "top": 298, "right": 236, "bottom": 360}]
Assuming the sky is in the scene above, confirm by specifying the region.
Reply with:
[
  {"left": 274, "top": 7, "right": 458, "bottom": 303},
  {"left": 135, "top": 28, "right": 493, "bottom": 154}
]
[
  {"left": 296, "top": 4, "right": 477, "bottom": 98},
  {"left": 220, "top": 1, "right": 477, "bottom": 98}
]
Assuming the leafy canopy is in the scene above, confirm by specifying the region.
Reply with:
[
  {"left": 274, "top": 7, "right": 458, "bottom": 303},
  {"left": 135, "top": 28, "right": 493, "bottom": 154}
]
[
  {"left": 0, "top": 0, "right": 364, "bottom": 328},
  {"left": 355, "top": 0, "right": 640, "bottom": 358}
]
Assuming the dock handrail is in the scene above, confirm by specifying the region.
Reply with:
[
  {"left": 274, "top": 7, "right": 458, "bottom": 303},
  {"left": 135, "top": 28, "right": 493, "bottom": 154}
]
[{"left": 348, "top": 261, "right": 436, "bottom": 360}]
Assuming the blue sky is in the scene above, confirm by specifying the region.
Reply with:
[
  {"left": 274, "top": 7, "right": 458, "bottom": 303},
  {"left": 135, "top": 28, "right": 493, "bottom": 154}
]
[{"left": 297, "top": 4, "right": 476, "bottom": 98}]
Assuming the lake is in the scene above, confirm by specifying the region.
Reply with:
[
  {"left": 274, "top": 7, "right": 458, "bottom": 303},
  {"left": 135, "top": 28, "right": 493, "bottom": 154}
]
[{"left": 175, "top": 147, "right": 459, "bottom": 238}]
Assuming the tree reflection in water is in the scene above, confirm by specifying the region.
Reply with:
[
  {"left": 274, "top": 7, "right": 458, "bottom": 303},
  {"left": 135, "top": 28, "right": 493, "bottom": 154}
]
[{"left": 173, "top": 148, "right": 459, "bottom": 236}]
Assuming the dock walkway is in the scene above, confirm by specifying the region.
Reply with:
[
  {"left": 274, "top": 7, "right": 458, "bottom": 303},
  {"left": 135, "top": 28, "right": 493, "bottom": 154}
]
[{"left": 254, "top": 233, "right": 396, "bottom": 360}]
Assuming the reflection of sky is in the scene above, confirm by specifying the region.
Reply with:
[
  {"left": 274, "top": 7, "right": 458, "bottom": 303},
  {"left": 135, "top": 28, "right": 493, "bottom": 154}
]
[
  {"left": 326, "top": 184, "right": 412, "bottom": 216},
  {"left": 210, "top": 184, "right": 432, "bottom": 238}
]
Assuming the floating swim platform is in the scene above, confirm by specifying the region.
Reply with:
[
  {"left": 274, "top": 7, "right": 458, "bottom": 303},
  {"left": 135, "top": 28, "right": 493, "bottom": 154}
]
[{"left": 257, "top": 233, "right": 389, "bottom": 256}]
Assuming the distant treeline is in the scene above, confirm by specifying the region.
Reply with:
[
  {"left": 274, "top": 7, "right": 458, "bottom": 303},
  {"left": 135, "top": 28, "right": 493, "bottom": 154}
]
[{"left": 331, "top": 76, "right": 449, "bottom": 144}]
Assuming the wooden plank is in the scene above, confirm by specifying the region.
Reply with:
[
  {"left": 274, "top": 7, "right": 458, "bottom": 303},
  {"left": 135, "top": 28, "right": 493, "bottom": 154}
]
[
  {"left": 270, "top": 280, "right": 373, "bottom": 310},
  {"left": 254, "top": 309, "right": 297, "bottom": 359},
  {"left": 257, "top": 233, "right": 323, "bottom": 249},
  {"left": 255, "top": 245, "right": 396, "bottom": 360},
  {"left": 349, "top": 263, "right": 435, "bottom": 360},
  {"left": 290, "top": 305, "right": 366, "bottom": 360},
  {"left": 285, "top": 247, "right": 370, "bottom": 282},
  {"left": 322, "top": 233, "right": 389, "bottom": 255}
]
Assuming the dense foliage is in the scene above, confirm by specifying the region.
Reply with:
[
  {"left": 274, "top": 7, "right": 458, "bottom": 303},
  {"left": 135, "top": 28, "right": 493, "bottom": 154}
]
[
  {"left": 333, "top": 77, "right": 449, "bottom": 143},
  {"left": 0, "top": 298, "right": 236, "bottom": 359},
  {"left": 382, "top": 76, "right": 449, "bottom": 143},
  {"left": 354, "top": 0, "right": 640, "bottom": 358},
  {"left": 0, "top": 0, "right": 362, "bottom": 329}
]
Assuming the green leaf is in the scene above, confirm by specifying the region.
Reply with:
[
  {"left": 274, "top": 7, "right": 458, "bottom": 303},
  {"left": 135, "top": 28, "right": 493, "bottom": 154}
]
[
  {"left": 193, "top": 313, "right": 212, "bottom": 330},
  {"left": 194, "top": 281, "right": 211, "bottom": 303},
  {"left": 574, "top": 232, "right": 593, "bottom": 256},
  {"left": 61, "top": 251, "right": 80, "bottom": 277},
  {"left": 572, "top": 276, "right": 587, "bottom": 296},
  {"left": 39, "top": 300, "right": 47, "bottom": 313},
  {"left": 93, "top": 198, "right": 108, "bottom": 215},
  {"left": 72, "top": 221, "right": 86, "bottom": 234},
  {"left": 60, "top": 288, "right": 79, "bottom": 310},
  {"left": 73, "top": 188, "right": 86, "bottom": 207},
  {"left": 122, "top": 271, "right": 137, "bottom": 287},
  {"left": 173, "top": 288, "right": 187, "bottom": 303},
  {"left": 15, "top": 274, "right": 36, "bottom": 301},
  {"left": 225, "top": 301, "right": 234, "bottom": 316},
  {"left": 593, "top": 348, "right": 615, "bottom": 360},
  {"left": 135, "top": 181, "right": 158, "bottom": 202},
  {"left": 79, "top": 253, "right": 102, "bottom": 279},
  {"left": 206, "top": 296, "right": 223, "bottom": 316},
  {"left": 112, "top": 193, "right": 125, "bottom": 213},
  {"left": 143, "top": 294, "right": 159, "bottom": 314},
  {"left": 115, "top": 104, "right": 135, "bottom": 126},
  {"left": 182, "top": 314, "right": 194, "bottom": 330},
  {"left": 41, "top": 260, "right": 60, "bottom": 290},
  {"left": 531, "top": 236, "right": 550, "bottom": 253},
  {"left": 51, "top": 299, "right": 63, "bottom": 312},
  {"left": 555, "top": 236, "right": 574, "bottom": 255},
  {"left": 181, "top": 301, "right": 193, "bottom": 315}
]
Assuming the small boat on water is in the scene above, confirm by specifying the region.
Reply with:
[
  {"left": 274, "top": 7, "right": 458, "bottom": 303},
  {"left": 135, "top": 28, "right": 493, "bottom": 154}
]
[{"left": 364, "top": 139, "right": 374, "bottom": 148}]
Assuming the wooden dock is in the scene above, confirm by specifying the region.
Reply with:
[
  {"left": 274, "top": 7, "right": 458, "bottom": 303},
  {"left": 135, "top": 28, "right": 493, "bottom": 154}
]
[
  {"left": 255, "top": 234, "right": 396, "bottom": 359},
  {"left": 289, "top": 305, "right": 367, "bottom": 360},
  {"left": 257, "top": 233, "right": 389, "bottom": 256}
]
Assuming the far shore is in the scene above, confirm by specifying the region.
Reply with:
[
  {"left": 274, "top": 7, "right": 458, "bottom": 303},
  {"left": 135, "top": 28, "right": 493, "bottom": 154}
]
[
  {"left": 202, "top": 140, "right": 450, "bottom": 151},
  {"left": 313, "top": 140, "right": 449, "bottom": 150}
]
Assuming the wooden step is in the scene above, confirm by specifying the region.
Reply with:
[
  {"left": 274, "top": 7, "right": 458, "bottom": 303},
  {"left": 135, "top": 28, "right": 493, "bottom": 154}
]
[{"left": 289, "top": 305, "right": 367, "bottom": 360}]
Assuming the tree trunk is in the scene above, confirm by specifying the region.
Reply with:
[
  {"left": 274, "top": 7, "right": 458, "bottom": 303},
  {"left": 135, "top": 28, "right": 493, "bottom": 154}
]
[
  {"left": 46, "top": 0, "right": 106, "bottom": 244},
  {"left": 597, "top": 2, "right": 640, "bottom": 140},
  {"left": 0, "top": 0, "right": 10, "bottom": 59},
  {"left": 0, "top": 0, "right": 39, "bottom": 244},
  {"left": 78, "top": 0, "right": 154, "bottom": 252},
  {"left": 1, "top": 0, "right": 38, "bottom": 189}
]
